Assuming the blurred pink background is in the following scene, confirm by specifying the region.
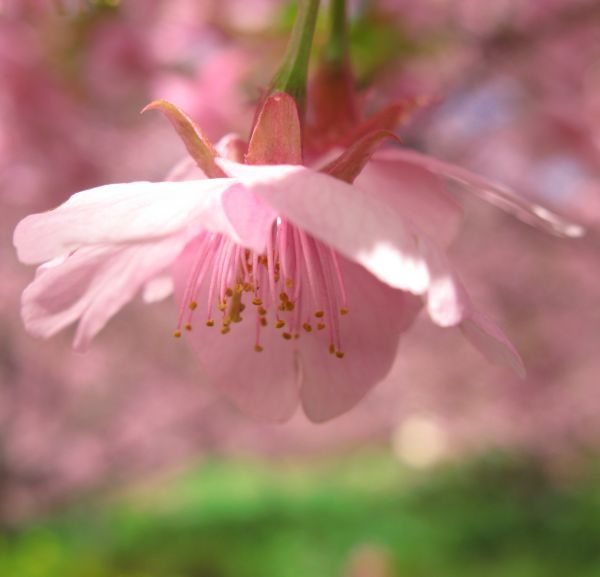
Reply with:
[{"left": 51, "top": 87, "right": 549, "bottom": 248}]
[{"left": 1, "top": 0, "right": 599, "bottom": 525}]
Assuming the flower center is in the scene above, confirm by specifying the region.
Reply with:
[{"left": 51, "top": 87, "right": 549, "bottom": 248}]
[{"left": 174, "top": 218, "right": 348, "bottom": 358}]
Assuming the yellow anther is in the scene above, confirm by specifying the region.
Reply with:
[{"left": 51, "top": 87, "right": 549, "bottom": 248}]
[
  {"left": 285, "top": 278, "right": 293, "bottom": 288},
  {"left": 225, "top": 287, "right": 233, "bottom": 297},
  {"left": 252, "top": 297, "right": 263, "bottom": 306},
  {"left": 260, "top": 317, "right": 268, "bottom": 327},
  {"left": 278, "top": 303, "right": 286, "bottom": 311},
  {"left": 221, "top": 326, "right": 230, "bottom": 335},
  {"left": 279, "top": 292, "right": 289, "bottom": 302},
  {"left": 258, "top": 306, "right": 267, "bottom": 316},
  {"left": 275, "top": 319, "right": 285, "bottom": 329},
  {"left": 282, "top": 332, "right": 293, "bottom": 340},
  {"left": 328, "top": 344, "right": 335, "bottom": 354},
  {"left": 317, "top": 323, "right": 326, "bottom": 331},
  {"left": 340, "top": 307, "right": 349, "bottom": 316},
  {"left": 285, "top": 301, "right": 295, "bottom": 311},
  {"left": 335, "top": 351, "right": 345, "bottom": 359},
  {"left": 254, "top": 344, "right": 264, "bottom": 352},
  {"left": 184, "top": 323, "right": 192, "bottom": 332},
  {"left": 206, "top": 319, "right": 215, "bottom": 327},
  {"left": 223, "top": 316, "right": 232, "bottom": 326},
  {"left": 303, "top": 323, "right": 312, "bottom": 332},
  {"left": 218, "top": 302, "right": 227, "bottom": 312},
  {"left": 315, "top": 310, "right": 325, "bottom": 318},
  {"left": 173, "top": 330, "right": 182, "bottom": 338},
  {"left": 188, "top": 301, "right": 198, "bottom": 310},
  {"left": 235, "top": 283, "right": 244, "bottom": 294},
  {"left": 243, "top": 283, "right": 253, "bottom": 292}
]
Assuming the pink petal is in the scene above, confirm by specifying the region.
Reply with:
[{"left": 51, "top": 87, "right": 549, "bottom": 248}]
[
  {"left": 420, "top": 238, "right": 469, "bottom": 327},
  {"left": 355, "top": 155, "right": 463, "bottom": 246},
  {"left": 298, "top": 256, "right": 422, "bottom": 422},
  {"left": 22, "top": 236, "right": 187, "bottom": 350},
  {"left": 13, "top": 178, "right": 271, "bottom": 265},
  {"left": 460, "top": 309, "right": 526, "bottom": 377},
  {"left": 173, "top": 236, "right": 300, "bottom": 422},
  {"left": 143, "top": 275, "right": 174, "bottom": 303},
  {"left": 377, "top": 148, "right": 584, "bottom": 238},
  {"left": 216, "top": 159, "right": 430, "bottom": 295}
]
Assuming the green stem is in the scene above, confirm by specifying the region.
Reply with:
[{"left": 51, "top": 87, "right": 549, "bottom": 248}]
[
  {"left": 271, "top": 0, "right": 321, "bottom": 109},
  {"left": 325, "top": 0, "right": 349, "bottom": 65}
]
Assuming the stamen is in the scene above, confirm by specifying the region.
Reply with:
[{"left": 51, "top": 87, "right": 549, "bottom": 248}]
[{"left": 176, "top": 219, "right": 350, "bottom": 357}]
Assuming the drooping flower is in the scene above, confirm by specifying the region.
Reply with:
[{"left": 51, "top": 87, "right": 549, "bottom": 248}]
[{"left": 13, "top": 89, "right": 583, "bottom": 422}]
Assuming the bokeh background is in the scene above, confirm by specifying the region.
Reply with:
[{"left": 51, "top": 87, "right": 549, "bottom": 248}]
[{"left": 1, "top": 1, "right": 600, "bottom": 576}]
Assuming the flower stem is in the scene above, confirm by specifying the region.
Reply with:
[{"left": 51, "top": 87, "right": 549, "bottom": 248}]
[
  {"left": 271, "top": 0, "right": 321, "bottom": 110},
  {"left": 324, "top": 0, "right": 349, "bottom": 66}
]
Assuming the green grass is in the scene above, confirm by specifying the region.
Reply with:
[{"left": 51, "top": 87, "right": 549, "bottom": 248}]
[{"left": 2, "top": 450, "right": 600, "bottom": 577}]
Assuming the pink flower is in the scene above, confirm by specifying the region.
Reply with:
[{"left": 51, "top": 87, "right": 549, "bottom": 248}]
[{"left": 13, "top": 93, "right": 582, "bottom": 422}]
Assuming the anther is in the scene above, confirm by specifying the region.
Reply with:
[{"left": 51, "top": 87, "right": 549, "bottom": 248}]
[
  {"left": 340, "top": 307, "right": 349, "bottom": 315},
  {"left": 206, "top": 319, "right": 215, "bottom": 327},
  {"left": 279, "top": 292, "right": 289, "bottom": 302},
  {"left": 282, "top": 332, "right": 293, "bottom": 340},
  {"left": 188, "top": 301, "right": 198, "bottom": 310},
  {"left": 225, "top": 287, "right": 233, "bottom": 297},
  {"left": 221, "top": 326, "right": 230, "bottom": 335},
  {"left": 285, "top": 278, "right": 293, "bottom": 288},
  {"left": 285, "top": 301, "right": 295, "bottom": 311},
  {"left": 254, "top": 345, "right": 263, "bottom": 352},
  {"left": 260, "top": 317, "right": 268, "bottom": 327},
  {"left": 315, "top": 310, "right": 325, "bottom": 318},
  {"left": 258, "top": 306, "right": 267, "bottom": 316},
  {"left": 328, "top": 344, "right": 335, "bottom": 354},
  {"left": 317, "top": 323, "right": 326, "bottom": 331},
  {"left": 218, "top": 302, "right": 227, "bottom": 312},
  {"left": 184, "top": 323, "right": 192, "bottom": 331},
  {"left": 173, "top": 330, "right": 182, "bottom": 338},
  {"left": 303, "top": 323, "right": 312, "bottom": 332},
  {"left": 252, "top": 297, "right": 263, "bottom": 306},
  {"left": 335, "top": 351, "right": 345, "bottom": 359},
  {"left": 275, "top": 319, "right": 285, "bottom": 329}
]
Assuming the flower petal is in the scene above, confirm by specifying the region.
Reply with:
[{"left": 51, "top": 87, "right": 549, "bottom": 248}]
[
  {"left": 13, "top": 178, "right": 271, "bottom": 265},
  {"left": 376, "top": 148, "right": 584, "bottom": 238},
  {"left": 217, "top": 159, "right": 430, "bottom": 295},
  {"left": 420, "top": 237, "right": 469, "bottom": 327},
  {"left": 298, "top": 256, "right": 422, "bottom": 422},
  {"left": 173, "top": 236, "right": 300, "bottom": 422},
  {"left": 143, "top": 275, "right": 174, "bottom": 303},
  {"left": 460, "top": 309, "right": 526, "bottom": 377},
  {"left": 355, "top": 154, "right": 463, "bottom": 246},
  {"left": 22, "top": 235, "right": 187, "bottom": 350}
]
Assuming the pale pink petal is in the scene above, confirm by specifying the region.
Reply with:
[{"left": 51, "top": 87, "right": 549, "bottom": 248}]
[
  {"left": 165, "top": 157, "right": 207, "bottom": 181},
  {"left": 355, "top": 155, "right": 463, "bottom": 246},
  {"left": 173, "top": 236, "right": 300, "bottom": 422},
  {"left": 298, "top": 256, "right": 422, "bottom": 422},
  {"left": 420, "top": 237, "right": 469, "bottom": 327},
  {"left": 13, "top": 178, "right": 272, "bottom": 265},
  {"left": 376, "top": 148, "right": 584, "bottom": 238},
  {"left": 142, "top": 275, "right": 174, "bottom": 303},
  {"left": 217, "top": 159, "right": 430, "bottom": 295},
  {"left": 461, "top": 309, "right": 526, "bottom": 377},
  {"left": 22, "top": 235, "right": 187, "bottom": 350}
]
